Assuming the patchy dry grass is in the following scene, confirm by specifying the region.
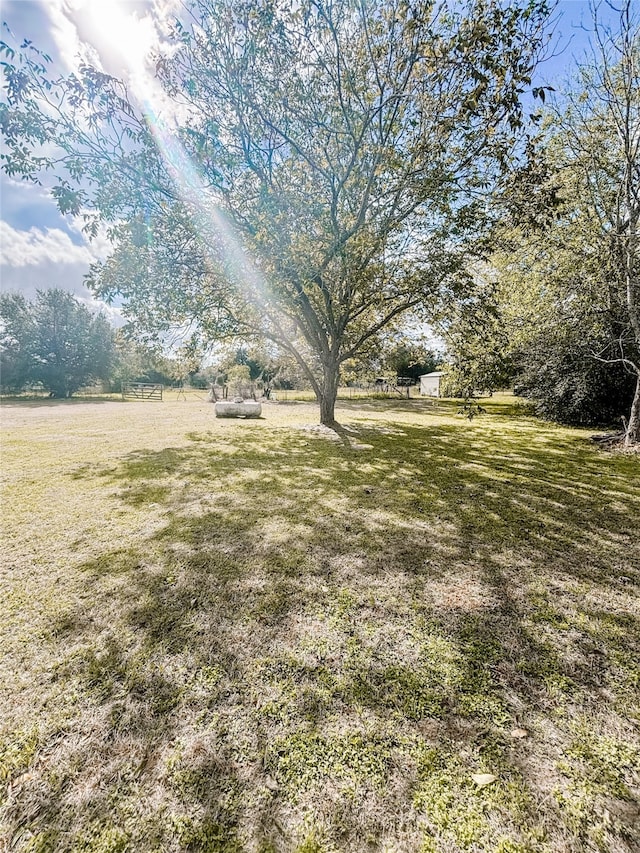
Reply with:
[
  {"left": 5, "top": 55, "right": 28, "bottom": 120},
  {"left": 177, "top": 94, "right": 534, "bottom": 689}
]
[{"left": 0, "top": 393, "right": 639, "bottom": 852}]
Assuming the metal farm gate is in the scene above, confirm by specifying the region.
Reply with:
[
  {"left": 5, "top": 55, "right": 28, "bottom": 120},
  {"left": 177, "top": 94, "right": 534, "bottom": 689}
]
[{"left": 122, "top": 382, "right": 164, "bottom": 401}]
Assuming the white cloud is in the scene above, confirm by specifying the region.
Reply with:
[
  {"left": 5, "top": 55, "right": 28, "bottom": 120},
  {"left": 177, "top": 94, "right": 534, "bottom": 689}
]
[
  {"left": 44, "top": 1, "right": 176, "bottom": 77},
  {"left": 0, "top": 221, "right": 94, "bottom": 267},
  {"left": 76, "top": 295, "right": 125, "bottom": 326},
  {"left": 0, "top": 221, "right": 123, "bottom": 325},
  {"left": 43, "top": 0, "right": 186, "bottom": 123},
  {"left": 0, "top": 219, "right": 114, "bottom": 268}
]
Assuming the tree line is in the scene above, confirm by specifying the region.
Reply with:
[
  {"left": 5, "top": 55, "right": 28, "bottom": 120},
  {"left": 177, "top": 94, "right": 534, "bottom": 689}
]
[
  {"left": 0, "top": 289, "right": 186, "bottom": 397},
  {"left": 0, "top": 288, "right": 439, "bottom": 397}
]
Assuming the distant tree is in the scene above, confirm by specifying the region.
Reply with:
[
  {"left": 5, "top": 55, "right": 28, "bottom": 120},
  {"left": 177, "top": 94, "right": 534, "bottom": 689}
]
[
  {"left": 513, "top": 327, "right": 636, "bottom": 427},
  {"left": 216, "top": 342, "right": 308, "bottom": 390},
  {"left": 187, "top": 371, "right": 210, "bottom": 390},
  {"left": 0, "top": 289, "right": 114, "bottom": 397},
  {"left": 559, "top": 0, "right": 640, "bottom": 443},
  {"left": 165, "top": 348, "right": 203, "bottom": 388},
  {"left": 0, "top": 293, "right": 34, "bottom": 392},
  {"left": 226, "top": 364, "right": 253, "bottom": 399},
  {"left": 491, "top": 203, "right": 636, "bottom": 427},
  {"left": 111, "top": 333, "right": 181, "bottom": 389},
  {"left": 232, "top": 346, "right": 270, "bottom": 383},
  {"left": 110, "top": 334, "right": 149, "bottom": 391},
  {"left": 383, "top": 336, "right": 438, "bottom": 382}
]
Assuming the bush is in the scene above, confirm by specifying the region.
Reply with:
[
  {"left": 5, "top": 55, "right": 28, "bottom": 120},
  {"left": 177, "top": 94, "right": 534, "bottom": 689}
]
[{"left": 514, "top": 348, "right": 636, "bottom": 428}]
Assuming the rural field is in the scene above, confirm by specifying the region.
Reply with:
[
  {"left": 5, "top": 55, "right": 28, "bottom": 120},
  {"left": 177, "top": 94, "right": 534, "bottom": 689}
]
[{"left": 1, "top": 394, "right": 639, "bottom": 853}]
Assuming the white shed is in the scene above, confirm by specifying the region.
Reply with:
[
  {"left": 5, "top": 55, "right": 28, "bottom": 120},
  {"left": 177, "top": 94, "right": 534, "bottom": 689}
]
[{"left": 419, "top": 371, "right": 444, "bottom": 397}]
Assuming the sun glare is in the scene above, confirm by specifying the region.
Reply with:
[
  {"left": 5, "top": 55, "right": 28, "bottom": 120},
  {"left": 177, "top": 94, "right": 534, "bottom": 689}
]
[
  {"left": 72, "top": 0, "right": 154, "bottom": 83},
  {"left": 67, "top": 0, "right": 272, "bottom": 320}
]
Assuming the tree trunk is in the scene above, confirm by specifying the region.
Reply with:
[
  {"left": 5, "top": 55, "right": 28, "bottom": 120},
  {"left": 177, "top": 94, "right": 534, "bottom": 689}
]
[
  {"left": 625, "top": 373, "right": 640, "bottom": 446},
  {"left": 317, "top": 360, "right": 339, "bottom": 426}
]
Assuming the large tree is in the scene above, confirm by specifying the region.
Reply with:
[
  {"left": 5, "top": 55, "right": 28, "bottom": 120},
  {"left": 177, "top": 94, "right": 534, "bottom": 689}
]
[
  {"left": 0, "top": 289, "right": 115, "bottom": 397},
  {"left": 559, "top": 0, "right": 640, "bottom": 444},
  {"left": 483, "top": 1, "right": 640, "bottom": 442},
  {"left": 1, "top": 0, "right": 552, "bottom": 423}
]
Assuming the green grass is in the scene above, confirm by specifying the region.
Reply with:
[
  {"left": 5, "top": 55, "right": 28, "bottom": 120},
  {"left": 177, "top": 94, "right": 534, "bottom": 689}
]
[{"left": 1, "top": 394, "right": 638, "bottom": 852}]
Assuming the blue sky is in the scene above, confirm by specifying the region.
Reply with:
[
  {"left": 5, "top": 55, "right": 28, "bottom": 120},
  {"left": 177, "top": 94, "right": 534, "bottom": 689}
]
[{"left": 0, "top": 0, "right": 625, "bottom": 318}]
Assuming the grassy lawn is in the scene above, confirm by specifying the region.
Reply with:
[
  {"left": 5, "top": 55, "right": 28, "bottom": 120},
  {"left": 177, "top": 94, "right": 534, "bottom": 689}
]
[{"left": 1, "top": 393, "right": 639, "bottom": 853}]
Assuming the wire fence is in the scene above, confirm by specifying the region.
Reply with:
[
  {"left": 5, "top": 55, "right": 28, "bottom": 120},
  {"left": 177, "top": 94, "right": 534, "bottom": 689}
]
[
  {"left": 271, "top": 385, "right": 418, "bottom": 402},
  {"left": 1, "top": 383, "right": 425, "bottom": 403}
]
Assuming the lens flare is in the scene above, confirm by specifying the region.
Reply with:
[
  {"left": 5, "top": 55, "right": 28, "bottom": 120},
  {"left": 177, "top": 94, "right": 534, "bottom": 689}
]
[
  {"left": 78, "top": 0, "right": 272, "bottom": 322},
  {"left": 141, "top": 100, "right": 270, "bottom": 315}
]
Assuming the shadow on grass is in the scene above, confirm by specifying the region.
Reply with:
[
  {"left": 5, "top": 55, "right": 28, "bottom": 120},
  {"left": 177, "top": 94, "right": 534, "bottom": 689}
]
[
  {"left": 333, "top": 394, "right": 534, "bottom": 419},
  {"left": 5, "top": 415, "right": 640, "bottom": 851}
]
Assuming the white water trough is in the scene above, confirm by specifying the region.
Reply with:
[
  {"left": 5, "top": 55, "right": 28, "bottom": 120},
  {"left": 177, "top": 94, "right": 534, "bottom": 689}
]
[{"left": 214, "top": 399, "right": 262, "bottom": 418}]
